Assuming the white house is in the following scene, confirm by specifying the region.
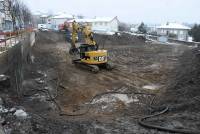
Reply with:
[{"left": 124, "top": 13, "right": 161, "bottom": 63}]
[
  {"left": 91, "top": 16, "right": 119, "bottom": 33},
  {"left": 68, "top": 16, "right": 119, "bottom": 34},
  {"left": 32, "top": 11, "right": 48, "bottom": 28},
  {"left": 51, "top": 13, "right": 73, "bottom": 30},
  {"left": 157, "top": 22, "right": 191, "bottom": 41}
]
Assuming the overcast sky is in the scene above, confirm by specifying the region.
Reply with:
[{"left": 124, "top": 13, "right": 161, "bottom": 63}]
[{"left": 22, "top": 0, "right": 200, "bottom": 24}]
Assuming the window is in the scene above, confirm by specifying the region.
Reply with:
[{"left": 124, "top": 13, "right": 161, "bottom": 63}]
[
  {"left": 174, "top": 30, "right": 177, "bottom": 34},
  {"left": 180, "top": 30, "right": 183, "bottom": 34}
]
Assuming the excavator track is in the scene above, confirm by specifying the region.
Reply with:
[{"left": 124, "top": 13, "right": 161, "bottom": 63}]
[
  {"left": 104, "top": 63, "right": 114, "bottom": 70},
  {"left": 73, "top": 60, "right": 100, "bottom": 73}
]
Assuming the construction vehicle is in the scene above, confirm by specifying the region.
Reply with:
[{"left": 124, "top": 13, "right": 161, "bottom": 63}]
[{"left": 69, "top": 21, "right": 113, "bottom": 73}]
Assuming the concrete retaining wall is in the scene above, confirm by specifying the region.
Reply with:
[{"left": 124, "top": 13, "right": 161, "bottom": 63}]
[
  {"left": 0, "top": 32, "right": 35, "bottom": 75},
  {"left": 0, "top": 32, "right": 35, "bottom": 94}
]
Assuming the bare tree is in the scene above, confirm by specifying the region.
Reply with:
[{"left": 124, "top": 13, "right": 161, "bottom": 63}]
[{"left": 4, "top": 0, "right": 32, "bottom": 31}]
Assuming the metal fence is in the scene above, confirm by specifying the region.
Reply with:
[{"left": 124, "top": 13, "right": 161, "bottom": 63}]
[{"left": 0, "top": 29, "right": 33, "bottom": 53}]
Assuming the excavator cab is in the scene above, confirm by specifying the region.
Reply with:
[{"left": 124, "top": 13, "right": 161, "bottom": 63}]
[{"left": 79, "top": 44, "right": 98, "bottom": 58}]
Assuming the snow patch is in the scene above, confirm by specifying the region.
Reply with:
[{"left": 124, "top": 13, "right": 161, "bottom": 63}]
[
  {"left": 149, "top": 63, "right": 161, "bottom": 70},
  {"left": 30, "top": 55, "right": 35, "bottom": 63},
  {"left": 9, "top": 108, "right": 16, "bottom": 113},
  {"left": 92, "top": 94, "right": 134, "bottom": 105},
  {"left": 14, "top": 109, "right": 28, "bottom": 119},
  {"left": 133, "top": 96, "right": 139, "bottom": 102},
  {"left": 0, "top": 106, "right": 8, "bottom": 113},
  {"left": 113, "top": 94, "right": 133, "bottom": 104},
  {"left": 157, "top": 23, "right": 191, "bottom": 30},
  {"left": 142, "top": 84, "right": 160, "bottom": 90}
]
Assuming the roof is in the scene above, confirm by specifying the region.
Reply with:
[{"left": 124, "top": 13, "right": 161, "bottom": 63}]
[
  {"left": 52, "top": 13, "right": 73, "bottom": 19},
  {"left": 40, "top": 15, "right": 48, "bottom": 18},
  {"left": 68, "top": 18, "right": 94, "bottom": 23},
  {"left": 93, "top": 17, "right": 117, "bottom": 22},
  {"left": 67, "top": 16, "right": 118, "bottom": 23},
  {"left": 157, "top": 23, "right": 191, "bottom": 30},
  {"left": 33, "top": 11, "right": 42, "bottom": 16}
]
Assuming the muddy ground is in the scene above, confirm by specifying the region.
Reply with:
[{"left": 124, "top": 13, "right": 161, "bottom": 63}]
[{"left": 0, "top": 31, "right": 200, "bottom": 134}]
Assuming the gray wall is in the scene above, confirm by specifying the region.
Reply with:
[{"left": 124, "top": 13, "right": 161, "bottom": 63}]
[
  {"left": 0, "top": 32, "right": 35, "bottom": 74},
  {"left": 0, "top": 32, "right": 35, "bottom": 94}
]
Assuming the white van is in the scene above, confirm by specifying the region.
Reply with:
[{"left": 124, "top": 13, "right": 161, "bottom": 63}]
[{"left": 38, "top": 24, "right": 48, "bottom": 31}]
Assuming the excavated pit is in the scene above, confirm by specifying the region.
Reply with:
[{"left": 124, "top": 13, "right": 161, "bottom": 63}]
[{"left": 1, "top": 31, "right": 199, "bottom": 134}]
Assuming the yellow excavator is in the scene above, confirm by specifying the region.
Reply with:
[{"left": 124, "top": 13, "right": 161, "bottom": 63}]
[{"left": 69, "top": 21, "right": 113, "bottom": 73}]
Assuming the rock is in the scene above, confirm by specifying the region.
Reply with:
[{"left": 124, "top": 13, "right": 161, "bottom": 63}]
[
  {"left": 9, "top": 108, "right": 16, "bottom": 113},
  {"left": 0, "top": 75, "right": 10, "bottom": 88},
  {"left": 0, "top": 106, "right": 8, "bottom": 114},
  {"left": 0, "top": 116, "right": 5, "bottom": 124},
  {"left": 14, "top": 109, "right": 28, "bottom": 120},
  {"left": 35, "top": 78, "right": 45, "bottom": 84}
]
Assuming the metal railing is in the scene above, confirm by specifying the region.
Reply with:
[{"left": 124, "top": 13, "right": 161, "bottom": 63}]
[{"left": 0, "top": 29, "right": 33, "bottom": 53}]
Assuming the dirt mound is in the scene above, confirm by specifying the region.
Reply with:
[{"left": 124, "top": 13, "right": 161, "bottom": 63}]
[
  {"left": 94, "top": 33, "right": 146, "bottom": 47},
  {"left": 160, "top": 47, "right": 200, "bottom": 112},
  {"left": 133, "top": 47, "right": 200, "bottom": 134},
  {"left": 36, "top": 31, "right": 65, "bottom": 45}
]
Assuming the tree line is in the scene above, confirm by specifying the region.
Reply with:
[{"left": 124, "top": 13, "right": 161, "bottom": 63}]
[
  {"left": 189, "top": 24, "right": 200, "bottom": 42},
  {"left": 2, "top": 0, "right": 32, "bottom": 30}
]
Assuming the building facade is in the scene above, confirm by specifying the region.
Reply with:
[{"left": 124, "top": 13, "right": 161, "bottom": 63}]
[
  {"left": 0, "top": 0, "right": 13, "bottom": 31},
  {"left": 91, "top": 16, "right": 119, "bottom": 33},
  {"left": 68, "top": 16, "right": 119, "bottom": 34},
  {"left": 51, "top": 13, "right": 73, "bottom": 30},
  {"left": 157, "top": 22, "right": 191, "bottom": 41}
]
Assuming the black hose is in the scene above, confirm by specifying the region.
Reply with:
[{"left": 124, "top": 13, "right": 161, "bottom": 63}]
[
  {"left": 27, "top": 76, "right": 200, "bottom": 134},
  {"left": 139, "top": 106, "right": 200, "bottom": 134}
]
